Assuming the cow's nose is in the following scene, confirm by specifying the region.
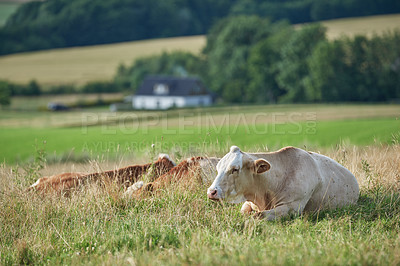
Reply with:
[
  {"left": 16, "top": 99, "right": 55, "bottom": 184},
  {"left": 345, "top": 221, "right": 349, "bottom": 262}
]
[{"left": 208, "top": 189, "right": 218, "bottom": 200}]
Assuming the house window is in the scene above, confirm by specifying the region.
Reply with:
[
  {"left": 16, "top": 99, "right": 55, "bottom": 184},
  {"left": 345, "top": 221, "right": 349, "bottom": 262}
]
[{"left": 154, "top": 84, "right": 169, "bottom": 95}]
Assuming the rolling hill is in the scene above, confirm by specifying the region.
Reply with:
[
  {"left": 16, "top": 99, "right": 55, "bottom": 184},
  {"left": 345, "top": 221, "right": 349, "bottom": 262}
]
[
  {"left": 0, "top": 14, "right": 399, "bottom": 86},
  {"left": 0, "top": 35, "right": 206, "bottom": 86}
]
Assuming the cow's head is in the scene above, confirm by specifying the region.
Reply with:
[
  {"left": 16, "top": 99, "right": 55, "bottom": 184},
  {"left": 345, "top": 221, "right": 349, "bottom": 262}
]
[{"left": 207, "top": 146, "right": 271, "bottom": 203}]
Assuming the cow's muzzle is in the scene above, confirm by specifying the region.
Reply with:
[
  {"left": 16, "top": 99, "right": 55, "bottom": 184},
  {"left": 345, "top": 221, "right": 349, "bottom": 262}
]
[{"left": 207, "top": 189, "right": 220, "bottom": 201}]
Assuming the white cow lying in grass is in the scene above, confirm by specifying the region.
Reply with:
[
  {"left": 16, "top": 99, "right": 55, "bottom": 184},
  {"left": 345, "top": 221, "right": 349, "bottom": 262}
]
[{"left": 207, "top": 146, "right": 359, "bottom": 220}]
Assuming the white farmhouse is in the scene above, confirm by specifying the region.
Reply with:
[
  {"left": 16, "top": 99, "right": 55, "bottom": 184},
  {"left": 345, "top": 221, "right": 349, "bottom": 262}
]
[{"left": 133, "top": 76, "right": 213, "bottom": 110}]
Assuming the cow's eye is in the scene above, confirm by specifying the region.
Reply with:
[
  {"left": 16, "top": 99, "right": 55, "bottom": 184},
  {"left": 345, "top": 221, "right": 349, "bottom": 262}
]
[{"left": 231, "top": 168, "right": 239, "bottom": 175}]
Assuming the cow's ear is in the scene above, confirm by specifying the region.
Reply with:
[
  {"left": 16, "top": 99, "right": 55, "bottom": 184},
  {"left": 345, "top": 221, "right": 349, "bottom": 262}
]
[{"left": 254, "top": 159, "right": 271, "bottom": 174}]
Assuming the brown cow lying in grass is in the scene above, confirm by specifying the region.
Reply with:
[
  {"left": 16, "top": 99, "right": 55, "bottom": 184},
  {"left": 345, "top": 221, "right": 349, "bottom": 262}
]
[
  {"left": 29, "top": 154, "right": 176, "bottom": 193},
  {"left": 125, "top": 156, "right": 220, "bottom": 197}
]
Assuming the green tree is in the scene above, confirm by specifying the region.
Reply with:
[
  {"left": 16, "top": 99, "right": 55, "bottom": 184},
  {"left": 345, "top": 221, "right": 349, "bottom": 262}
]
[
  {"left": 81, "top": 81, "right": 117, "bottom": 93},
  {"left": 203, "top": 15, "right": 275, "bottom": 103},
  {"left": 276, "top": 24, "right": 327, "bottom": 103},
  {"left": 344, "top": 32, "right": 400, "bottom": 101},
  {"left": 305, "top": 40, "right": 353, "bottom": 102},
  {"left": 26, "top": 80, "right": 41, "bottom": 96},
  {"left": 247, "top": 22, "right": 293, "bottom": 103},
  {"left": 305, "top": 31, "right": 400, "bottom": 103},
  {"left": 0, "top": 81, "right": 11, "bottom": 107},
  {"left": 0, "top": 0, "right": 235, "bottom": 55}
]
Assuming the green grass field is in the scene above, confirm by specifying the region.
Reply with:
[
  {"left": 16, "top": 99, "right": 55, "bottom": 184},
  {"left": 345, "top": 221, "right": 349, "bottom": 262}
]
[
  {"left": 1, "top": 104, "right": 399, "bottom": 164},
  {"left": 0, "top": 104, "right": 399, "bottom": 264},
  {"left": 0, "top": 14, "right": 399, "bottom": 86},
  {"left": 1, "top": 144, "right": 399, "bottom": 265},
  {"left": 1, "top": 117, "right": 399, "bottom": 164}
]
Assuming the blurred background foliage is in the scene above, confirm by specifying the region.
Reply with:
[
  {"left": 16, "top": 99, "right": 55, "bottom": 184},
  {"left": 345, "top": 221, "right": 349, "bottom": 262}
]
[
  {"left": 0, "top": 0, "right": 400, "bottom": 106},
  {"left": 1, "top": 0, "right": 400, "bottom": 55}
]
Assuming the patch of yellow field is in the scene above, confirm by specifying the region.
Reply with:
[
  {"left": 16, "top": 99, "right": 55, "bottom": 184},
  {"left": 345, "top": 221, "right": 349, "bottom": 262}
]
[
  {"left": 0, "top": 35, "right": 206, "bottom": 86},
  {"left": 321, "top": 13, "right": 400, "bottom": 39}
]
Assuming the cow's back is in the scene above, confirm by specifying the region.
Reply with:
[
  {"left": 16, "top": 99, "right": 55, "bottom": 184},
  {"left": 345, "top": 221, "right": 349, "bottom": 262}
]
[{"left": 305, "top": 152, "right": 359, "bottom": 211}]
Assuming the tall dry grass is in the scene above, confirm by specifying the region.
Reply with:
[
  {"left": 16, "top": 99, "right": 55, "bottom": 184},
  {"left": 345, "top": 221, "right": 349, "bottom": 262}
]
[
  {"left": 0, "top": 144, "right": 399, "bottom": 265},
  {"left": 325, "top": 144, "right": 400, "bottom": 190}
]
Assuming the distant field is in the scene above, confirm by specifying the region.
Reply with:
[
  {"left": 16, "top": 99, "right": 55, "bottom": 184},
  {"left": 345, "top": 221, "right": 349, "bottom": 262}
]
[
  {"left": 8, "top": 93, "right": 123, "bottom": 111},
  {"left": 1, "top": 102, "right": 399, "bottom": 128},
  {"left": 1, "top": 117, "right": 399, "bottom": 164},
  {"left": 0, "top": 14, "right": 399, "bottom": 86},
  {"left": 321, "top": 13, "right": 400, "bottom": 39},
  {"left": 0, "top": 36, "right": 206, "bottom": 86},
  {"left": 0, "top": 104, "right": 399, "bottom": 164}
]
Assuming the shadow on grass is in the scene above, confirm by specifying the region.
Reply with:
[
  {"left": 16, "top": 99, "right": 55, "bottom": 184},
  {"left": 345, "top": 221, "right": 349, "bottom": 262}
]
[{"left": 299, "top": 191, "right": 400, "bottom": 224}]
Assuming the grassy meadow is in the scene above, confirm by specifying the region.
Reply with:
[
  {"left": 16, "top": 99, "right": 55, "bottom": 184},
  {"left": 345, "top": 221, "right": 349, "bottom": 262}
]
[
  {"left": 1, "top": 104, "right": 399, "bottom": 164},
  {"left": 0, "top": 14, "right": 399, "bottom": 86},
  {"left": 0, "top": 104, "right": 399, "bottom": 264},
  {"left": 1, "top": 135, "right": 400, "bottom": 264}
]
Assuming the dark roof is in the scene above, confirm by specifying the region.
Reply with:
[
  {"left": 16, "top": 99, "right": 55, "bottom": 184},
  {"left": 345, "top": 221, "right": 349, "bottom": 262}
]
[{"left": 135, "top": 76, "right": 210, "bottom": 96}]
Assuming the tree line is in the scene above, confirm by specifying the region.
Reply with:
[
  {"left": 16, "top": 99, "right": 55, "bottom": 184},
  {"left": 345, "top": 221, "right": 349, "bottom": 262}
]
[
  {"left": 114, "top": 16, "right": 400, "bottom": 103},
  {"left": 0, "top": 79, "right": 123, "bottom": 107},
  {"left": 1, "top": 15, "right": 399, "bottom": 106},
  {"left": 1, "top": 0, "right": 400, "bottom": 55}
]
